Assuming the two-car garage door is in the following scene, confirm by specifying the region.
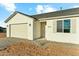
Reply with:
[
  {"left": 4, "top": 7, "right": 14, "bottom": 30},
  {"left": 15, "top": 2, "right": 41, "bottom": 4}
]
[{"left": 10, "top": 23, "right": 28, "bottom": 39}]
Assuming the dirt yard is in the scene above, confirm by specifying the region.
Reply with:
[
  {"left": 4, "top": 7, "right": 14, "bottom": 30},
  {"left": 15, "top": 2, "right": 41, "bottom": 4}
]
[
  {"left": 0, "top": 33, "right": 6, "bottom": 38},
  {"left": 0, "top": 38, "right": 79, "bottom": 56}
]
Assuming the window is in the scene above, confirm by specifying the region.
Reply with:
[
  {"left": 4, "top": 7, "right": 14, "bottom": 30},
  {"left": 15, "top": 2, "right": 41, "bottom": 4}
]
[
  {"left": 64, "top": 20, "right": 70, "bottom": 33},
  {"left": 57, "top": 19, "right": 70, "bottom": 33},
  {"left": 57, "top": 20, "right": 63, "bottom": 32}
]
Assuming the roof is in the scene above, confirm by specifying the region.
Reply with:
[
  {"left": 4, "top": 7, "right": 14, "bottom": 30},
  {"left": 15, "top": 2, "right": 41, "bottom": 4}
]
[
  {"left": 5, "top": 11, "right": 37, "bottom": 23},
  {"left": 5, "top": 7, "right": 79, "bottom": 23},
  {"left": 32, "top": 7, "right": 79, "bottom": 19}
]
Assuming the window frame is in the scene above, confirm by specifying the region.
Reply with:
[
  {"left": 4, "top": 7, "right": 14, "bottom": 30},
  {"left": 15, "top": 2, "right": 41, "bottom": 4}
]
[{"left": 56, "top": 19, "right": 71, "bottom": 33}]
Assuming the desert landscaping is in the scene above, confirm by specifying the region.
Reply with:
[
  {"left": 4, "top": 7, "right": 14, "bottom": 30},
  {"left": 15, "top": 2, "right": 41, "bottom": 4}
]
[
  {"left": 0, "top": 34, "right": 79, "bottom": 56},
  {"left": 0, "top": 33, "right": 6, "bottom": 38}
]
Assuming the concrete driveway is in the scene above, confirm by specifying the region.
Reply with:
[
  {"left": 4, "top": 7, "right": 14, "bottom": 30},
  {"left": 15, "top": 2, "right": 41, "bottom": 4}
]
[{"left": 0, "top": 38, "right": 24, "bottom": 50}]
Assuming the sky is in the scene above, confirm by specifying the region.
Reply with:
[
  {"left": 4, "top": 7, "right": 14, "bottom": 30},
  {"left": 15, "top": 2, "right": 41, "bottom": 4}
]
[{"left": 0, "top": 3, "right": 79, "bottom": 27}]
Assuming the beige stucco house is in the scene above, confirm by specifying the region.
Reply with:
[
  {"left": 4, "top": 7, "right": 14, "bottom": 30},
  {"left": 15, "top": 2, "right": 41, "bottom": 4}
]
[{"left": 5, "top": 8, "right": 79, "bottom": 44}]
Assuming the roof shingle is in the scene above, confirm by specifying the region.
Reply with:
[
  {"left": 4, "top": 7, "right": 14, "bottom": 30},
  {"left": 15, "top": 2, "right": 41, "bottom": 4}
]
[{"left": 32, "top": 7, "right": 79, "bottom": 19}]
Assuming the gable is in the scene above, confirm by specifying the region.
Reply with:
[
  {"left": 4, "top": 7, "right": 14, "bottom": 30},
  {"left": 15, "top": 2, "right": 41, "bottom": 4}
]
[
  {"left": 5, "top": 11, "right": 36, "bottom": 24},
  {"left": 6, "top": 13, "right": 34, "bottom": 24}
]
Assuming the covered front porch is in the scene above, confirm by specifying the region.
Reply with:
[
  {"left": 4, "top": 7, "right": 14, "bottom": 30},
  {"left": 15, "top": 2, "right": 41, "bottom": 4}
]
[{"left": 33, "top": 20, "right": 47, "bottom": 40}]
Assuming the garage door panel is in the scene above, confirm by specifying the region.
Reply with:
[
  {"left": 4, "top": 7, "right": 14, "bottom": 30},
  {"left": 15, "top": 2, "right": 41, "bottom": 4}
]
[{"left": 11, "top": 24, "right": 28, "bottom": 38}]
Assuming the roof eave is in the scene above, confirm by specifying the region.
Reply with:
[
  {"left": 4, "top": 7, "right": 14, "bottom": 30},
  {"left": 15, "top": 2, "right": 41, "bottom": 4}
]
[{"left": 4, "top": 11, "right": 17, "bottom": 23}]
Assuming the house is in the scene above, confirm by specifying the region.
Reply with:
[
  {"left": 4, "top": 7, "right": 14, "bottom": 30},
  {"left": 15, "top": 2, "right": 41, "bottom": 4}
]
[{"left": 5, "top": 8, "right": 79, "bottom": 44}]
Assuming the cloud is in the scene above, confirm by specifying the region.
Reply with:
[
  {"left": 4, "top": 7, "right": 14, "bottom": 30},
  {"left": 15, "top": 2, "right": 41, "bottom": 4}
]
[
  {"left": 36, "top": 5, "right": 56, "bottom": 14},
  {"left": 0, "top": 3, "right": 16, "bottom": 12}
]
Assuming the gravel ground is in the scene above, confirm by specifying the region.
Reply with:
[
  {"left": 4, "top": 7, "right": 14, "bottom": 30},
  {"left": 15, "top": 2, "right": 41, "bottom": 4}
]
[
  {"left": 0, "top": 37, "right": 38, "bottom": 50},
  {"left": 34, "top": 39, "right": 79, "bottom": 48},
  {"left": 0, "top": 38, "right": 79, "bottom": 56},
  {"left": 0, "top": 33, "right": 6, "bottom": 38}
]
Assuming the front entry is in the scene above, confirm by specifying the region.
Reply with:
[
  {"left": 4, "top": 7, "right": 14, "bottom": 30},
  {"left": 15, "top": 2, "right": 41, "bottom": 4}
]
[{"left": 40, "top": 22, "right": 46, "bottom": 38}]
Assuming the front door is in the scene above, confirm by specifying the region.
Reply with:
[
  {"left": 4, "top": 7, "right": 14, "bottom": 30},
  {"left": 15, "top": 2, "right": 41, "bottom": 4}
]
[{"left": 41, "top": 22, "right": 46, "bottom": 38}]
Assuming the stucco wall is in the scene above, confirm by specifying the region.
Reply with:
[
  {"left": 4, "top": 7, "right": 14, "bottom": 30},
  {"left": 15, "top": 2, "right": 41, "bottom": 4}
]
[
  {"left": 6, "top": 24, "right": 10, "bottom": 37},
  {"left": 6, "top": 13, "right": 34, "bottom": 40},
  {"left": 46, "top": 17, "right": 79, "bottom": 44}
]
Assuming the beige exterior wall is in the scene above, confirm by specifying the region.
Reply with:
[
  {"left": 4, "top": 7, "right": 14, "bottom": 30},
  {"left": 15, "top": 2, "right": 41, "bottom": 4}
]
[
  {"left": 6, "top": 13, "right": 34, "bottom": 40},
  {"left": 46, "top": 17, "right": 79, "bottom": 44},
  {"left": 6, "top": 24, "right": 10, "bottom": 37}
]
